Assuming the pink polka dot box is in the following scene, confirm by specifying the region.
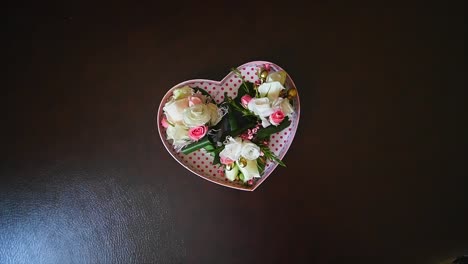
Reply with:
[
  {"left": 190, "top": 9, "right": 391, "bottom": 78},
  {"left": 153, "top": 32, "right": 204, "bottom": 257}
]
[{"left": 157, "top": 61, "right": 300, "bottom": 191}]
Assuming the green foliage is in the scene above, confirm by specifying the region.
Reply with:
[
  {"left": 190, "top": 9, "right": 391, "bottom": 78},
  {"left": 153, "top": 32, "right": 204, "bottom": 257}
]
[
  {"left": 181, "top": 137, "right": 213, "bottom": 155},
  {"left": 259, "top": 144, "right": 286, "bottom": 167},
  {"left": 256, "top": 118, "right": 291, "bottom": 140}
]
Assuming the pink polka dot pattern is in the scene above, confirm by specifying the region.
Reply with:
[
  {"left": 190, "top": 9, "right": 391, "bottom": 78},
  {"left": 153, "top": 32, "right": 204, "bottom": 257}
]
[{"left": 157, "top": 61, "right": 300, "bottom": 191}]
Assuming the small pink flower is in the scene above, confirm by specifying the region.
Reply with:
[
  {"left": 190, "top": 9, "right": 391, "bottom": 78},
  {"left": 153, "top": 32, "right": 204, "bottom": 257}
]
[
  {"left": 241, "top": 95, "right": 252, "bottom": 108},
  {"left": 220, "top": 156, "right": 234, "bottom": 165},
  {"left": 188, "top": 96, "right": 203, "bottom": 107},
  {"left": 269, "top": 110, "right": 285, "bottom": 126},
  {"left": 161, "top": 117, "right": 169, "bottom": 128},
  {"left": 264, "top": 64, "right": 271, "bottom": 71},
  {"left": 240, "top": 132, "right": 253, "bottom": 140},
  {"left": 247, "top": 179, "right": 254, "bottom": 185},
  {"left": 188, "top": 125, "right": 208, "bottom": 141},
  {"left": 240, "top": 128, "right": 256, "bottom": 140}
]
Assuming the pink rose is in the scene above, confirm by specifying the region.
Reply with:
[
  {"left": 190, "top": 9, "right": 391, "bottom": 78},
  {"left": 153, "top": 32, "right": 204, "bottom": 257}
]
[
  {"left": 188, "top": 96, "right": 203, "bottom": 107},
  {"left": 241, "top": 95, "right": 252, "bottom": 108},
  {"left": 220, "top": 156, "right": 234, "bottom": 165},
  {"left": 269, "top": 110, "right": 285, "bottom": 126},
  {"left": 161, "top": 117, "right": 170, "bottom": 128},
  {"left": 188, "top": 125, "right": 208, "bottom": 141}
]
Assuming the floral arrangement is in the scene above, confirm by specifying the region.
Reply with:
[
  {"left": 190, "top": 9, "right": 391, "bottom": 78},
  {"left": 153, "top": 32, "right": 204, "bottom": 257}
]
[
  {"left": 161, "top": 64, "right": 297, "bottom": 185},
  {"left": 160, "top": 86, "right": 225, "bottom": 152}
]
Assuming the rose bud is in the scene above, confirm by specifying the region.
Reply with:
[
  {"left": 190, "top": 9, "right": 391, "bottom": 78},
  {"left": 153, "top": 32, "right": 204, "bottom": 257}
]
[
  {"left": 188, "top": 96, "right": 203, "bottom": 107},
  {"left": 269, "top": 110, "right": 285, "bottom": 126},
  {"left": 241, "top": 95, "right": 252, "bottom": 108},
  {"left": 188, "top": 125, "right": 208, "bottom": 141}
]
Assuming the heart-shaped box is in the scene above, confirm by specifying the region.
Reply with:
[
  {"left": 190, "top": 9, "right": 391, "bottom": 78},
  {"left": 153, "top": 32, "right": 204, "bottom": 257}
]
[{"left": 157, "top": 61, "right": 300, "bottom": 191}]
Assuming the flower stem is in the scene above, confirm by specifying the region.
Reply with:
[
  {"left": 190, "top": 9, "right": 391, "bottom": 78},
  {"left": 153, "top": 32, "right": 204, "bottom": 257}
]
[
  {"left": 181, "top": 137, "right": 213, "bottom": 155},
  {"left": 231, "top": 68, "right": 250, "bottom": 93}
]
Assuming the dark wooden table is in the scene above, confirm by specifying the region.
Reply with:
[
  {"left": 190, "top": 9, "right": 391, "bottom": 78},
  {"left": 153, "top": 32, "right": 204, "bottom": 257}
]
[{"left": 3, "top": 2, "right": 466, "bottom": 264}]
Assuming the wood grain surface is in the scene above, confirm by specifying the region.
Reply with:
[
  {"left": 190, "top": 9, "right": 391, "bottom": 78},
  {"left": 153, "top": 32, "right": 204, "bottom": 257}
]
[{"left": 3, "top": 1, "right": 466, "bottom": 263}]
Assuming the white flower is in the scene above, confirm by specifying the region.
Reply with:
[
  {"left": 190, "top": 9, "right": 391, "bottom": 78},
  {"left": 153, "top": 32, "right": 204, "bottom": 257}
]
[
  {"left": 237, "top": 159, "right": 260, "bottom": 182},
  {"left": 241, "top": 142, "right": 261, "bottom": 160},
  {"left": 259, "top": 117, "right": 271, "bottom": 128},
  {"left": 220, "top": 137, "right": 262, "bottom": 181},
  {"left": 271, "top": 97, "right": 283, "bottom": 109},
  {"left": 163, "top": 97, "right": 189, "bottom": 123},
  {"left": 247, "top": 97, "right": 274, "bottom": 117},
  {"left": 183, "top": 104, "right": 212, "bottom": 127},
  {"left": 266, "top": 70, "right": 287, "bottom": 85},
  {"left": 172, "top": 86, "right": 193, "bottom": 100},
  {"left": 166, "top": 124, "right": 189, "bottom": 146},
  {"left": 247, "top": 97, "right": 274, "bottom": 127},
  {"left": 219, "top": 137, "right": 243, "bottom": 162},
  {"left": 225, "top": 163, "right": 239, "bottom": 181},
  {"left": 272, "top": 97, "right": 294, "bottom": 116},
  {"left": 257, "top": 81, "right": 285, "bottom": 101},
  {"left": 280, "top": 98, "right": 294, "bottom": 116},
  {"left": 206, "top": 103, "right": 222, "bottom": 126}
]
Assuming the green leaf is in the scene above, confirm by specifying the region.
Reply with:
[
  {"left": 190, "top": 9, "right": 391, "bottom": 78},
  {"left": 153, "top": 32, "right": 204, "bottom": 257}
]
[
  {"left": 230, "top": 68, "right": 255, "bottom": 99},
  {"left": 181, "top": 137, "right": 213, "bottom": 155},
  {"left": 235, "top": 81, "right": 255, "bottom": 102},
  {"left": 213, "top": 152, "right": 221, "bottom": 165},
  {"left": 235, "top": 82, "right": 248, "bottom": 99},
  {"left": 227, "top": 123, "right": 257, "bottom": 138},
  {"left": 211, "top": 147, "right": 223, "bottom": 165},
  {"left": 227, "top": 105, "right": 239, "bottom": 131},
  {"left": 256, "top": 118, "right": 292, "bottom": 140},
  {"left": 270, "top": 154, "right": 286, "bottom": 167},
  {"left": 257, "top": 157, "right": 266, "bottom": 175},
  {"left": 204, "top": 144, "right": 215, "bottom": 151},
  {"left": 260, "top": 145, "right": 286, "bottom": 167},
  {"left": 227, "top": 97, "right": 256, "bottom": 118}
]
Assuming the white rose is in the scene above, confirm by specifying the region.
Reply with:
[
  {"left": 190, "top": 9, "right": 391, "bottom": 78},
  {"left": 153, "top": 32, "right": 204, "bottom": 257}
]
[
  {"left": 266, "top": 70, "right": 287, "bottom": 85},
  {"left": 257, "top": 81, "right": 285, "bottom": 101},
  {"left": 241, "top": 142, "right": 261, "bottom": 160},
  {"left": 248, "top": 97, "right": 274, "bottom": 127},
  {"left": 183, "top": 104, "right": 212, "bottom": 127},
  {"left": 172, "top": 86, "right": 193, "bottom": 99},
  {"left": 272, "top": 97, "right": 294, "bottom": 116},
  {"left": 247, "top": 97, "right": 274, "bottom": 117},
  {"left": 206, "top": 103, "right": 221, "bottom": 126},
  {"left": 166, "top": 124, "right": 189, "bottom": 146},
  {"left": 163, "top": 97, "right": 189, "bottom": 123},
  {"left": 219, "top": 137, "right": 243, "bottom": 161},
  {"left": 237, "top": 159, "right": 260, "bottom": 182}
]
